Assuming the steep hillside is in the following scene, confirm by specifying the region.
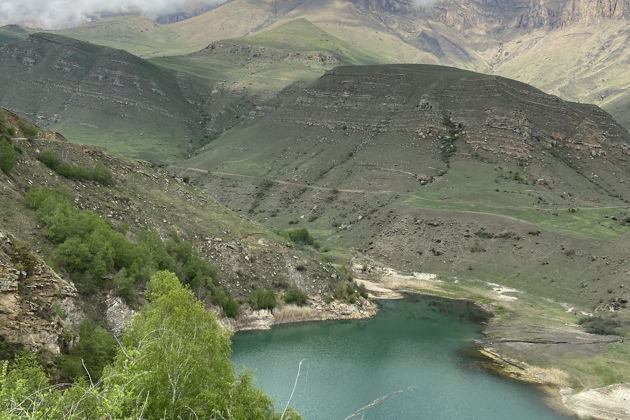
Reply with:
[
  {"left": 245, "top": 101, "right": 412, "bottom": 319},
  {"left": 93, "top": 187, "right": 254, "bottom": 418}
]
[
  {"left": 0, "top": 108, "right": 364, "bottom": 356},
  {"left": 179, "top": 64, "right": 630, "bottom": 309},
  {"left": 0, "top": 25, "right": 30, "bottom": 46},
  {"left": 0, "top": 33, "right": 210, "bottom": 162}
]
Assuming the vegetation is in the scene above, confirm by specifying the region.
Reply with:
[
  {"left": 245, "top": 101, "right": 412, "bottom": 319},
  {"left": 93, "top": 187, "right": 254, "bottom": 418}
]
[
  {"left": 578, "top": 315, "right": 622, "bottom": 336},
  {"left": 0, "top": 272, "right": 295, "bottom": 419},
  {"left": 440, "top": 115, "right": 463, "bottom": 163},
  {"left": 37, "top": 150, "right": 113, "bottom": 185},
  {"left": 24, "top": 188, "right": 239, "bottom": 317},
  {"left": 275, "top": 228, "right": 315, "bottom": 246},
  {"left": 0, "top": 137, "right": 16, "bottom": 174},
  {"left": 0, "top": 115, "right": 17, "bottom": 174},
  {"left": 56, "top": 320, "right": 117, "bottom": 382},
  {"left": 18, "top": 120, "right": 39, "bottom": 139},
  {"left": 249, "top": 288, "right": 277, "bottom": 310},
  {"left": 283, "top": 285, "right": 308, "bottom": 306}
]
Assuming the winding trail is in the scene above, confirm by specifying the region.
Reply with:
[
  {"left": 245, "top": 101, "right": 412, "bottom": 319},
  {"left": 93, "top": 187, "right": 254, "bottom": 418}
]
[{"left": 173, "top": 166, "right": 630, "bottom": 212}]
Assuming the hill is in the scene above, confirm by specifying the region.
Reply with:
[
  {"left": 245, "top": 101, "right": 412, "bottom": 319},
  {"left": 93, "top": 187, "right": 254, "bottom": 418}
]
[
  {"left": 52, "top": 0, "right": 630, "bottom": 131},
  {"left": 0, "top": 33, "right": 210, "bottom": 162},
  {"left": 0, "top": 108, "right": 363, "bottom": 358},
  {"left": 151, "top": 19, "right": 382, "bottom": 99},
  {"left": 179, "top": 64, "right": 630, "bottom": 309},
  {"left": 0, "top": 25, "right": 30, "bottom": 46}
]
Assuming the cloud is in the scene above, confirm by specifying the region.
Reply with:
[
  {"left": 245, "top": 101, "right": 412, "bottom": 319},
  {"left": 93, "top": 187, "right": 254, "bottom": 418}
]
[{"left": 0, "top": 0, "right": 226, "bottom": 29}]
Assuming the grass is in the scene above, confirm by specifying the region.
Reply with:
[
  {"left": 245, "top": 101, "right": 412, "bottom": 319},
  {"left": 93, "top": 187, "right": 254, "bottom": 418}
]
[
  {"left": 228, "top": 19, "right": 381, "bottom": 65},
  {"left": 151, "top": 19, "right": 382, "bottom": 99},
  {"left": 51, "top": 123, "right": 187, "bottom": 164},
  {"left": 0, "top": 25, "right": 29, "bottom": 46},
  {"left": 405, "top": 195, "right": 630, "bottom": 240}
]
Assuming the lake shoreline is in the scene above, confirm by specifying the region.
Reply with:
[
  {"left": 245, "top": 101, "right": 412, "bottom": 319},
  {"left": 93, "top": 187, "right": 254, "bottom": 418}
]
[{"left": 224, "top": 270, "right": 629, "bottom": 420}]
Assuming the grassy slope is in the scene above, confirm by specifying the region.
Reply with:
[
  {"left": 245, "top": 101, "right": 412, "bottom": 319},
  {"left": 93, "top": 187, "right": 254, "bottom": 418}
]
[
  {"left": 0, "top": 33, "right": 209, "bottom": 163},
  {"left": 180, "top": 64, "right": 630, "bottom": 309},
  {"left": 491, "top": 21, "right": 630, "bottom": 130},
  {"left": 0, "top": 25, "right": 30, "bottom": 46},
  {"left": 151, "top": 19, "right": 383, "bottom": 98},
  {"left": 0, "top": 109, "right": 336, "bottom": 298},
  {"left": 55, "top": 3, "right": 630, "bottom": 131},
  {"left": 56, "top": 16, "right": 182, "bottom": 58}
]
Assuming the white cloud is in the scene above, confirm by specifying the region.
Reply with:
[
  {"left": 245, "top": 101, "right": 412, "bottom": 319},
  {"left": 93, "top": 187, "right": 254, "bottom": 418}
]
[{"left": 0, "top": 0, "right": 226, "bottom": 29}]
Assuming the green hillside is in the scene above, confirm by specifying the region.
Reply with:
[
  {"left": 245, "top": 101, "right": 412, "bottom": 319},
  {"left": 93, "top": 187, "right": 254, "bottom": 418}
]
[
  {"left": 151, "top": 19, "right": 382, "bottom": 98},
  {"left": 180, "top": 64, "right": 630, "bottom": 308},
  {"left": 0, "top": 25, "right": 30, "bottom": 46},
  {"left": 0, "top": 33, "right": 210, "bottom": 162}
]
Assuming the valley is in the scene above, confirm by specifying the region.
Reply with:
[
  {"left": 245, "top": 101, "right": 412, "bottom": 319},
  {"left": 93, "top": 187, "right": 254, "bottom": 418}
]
[{"left": 0, "top": 1, "right": 629, "bottom": 418}]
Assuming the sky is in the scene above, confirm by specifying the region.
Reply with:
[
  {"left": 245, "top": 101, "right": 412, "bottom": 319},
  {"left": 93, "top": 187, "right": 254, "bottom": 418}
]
[{"left": 0, "top": 0, "right": 227, "bottom": 29}]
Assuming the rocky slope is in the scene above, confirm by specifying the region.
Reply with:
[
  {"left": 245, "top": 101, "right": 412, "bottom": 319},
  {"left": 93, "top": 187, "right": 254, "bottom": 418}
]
[
  {"left": 0, "top": 230, "right": 81, "bottom": 357},
  {"left": 0, "top": 109, "right": 351, "bottom": 356}
]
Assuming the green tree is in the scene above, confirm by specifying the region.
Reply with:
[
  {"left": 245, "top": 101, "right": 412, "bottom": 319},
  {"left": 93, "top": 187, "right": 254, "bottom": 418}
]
[
  {"left": 57, "top": 319, "right": 117, "bottom": 382},
  {"left": 103, "top": 271, "right": 280, "bottom": 419},
  {"left": 249, "top": 288, "right": 277, "bottom": 310},
  {"left": 0, "top": 138, "right": 16, "bottom": 174}
]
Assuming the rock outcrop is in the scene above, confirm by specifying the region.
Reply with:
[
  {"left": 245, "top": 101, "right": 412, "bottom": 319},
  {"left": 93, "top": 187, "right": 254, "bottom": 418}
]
[{"left": 0, "top": 230, "right": 81, "bottom": 356}]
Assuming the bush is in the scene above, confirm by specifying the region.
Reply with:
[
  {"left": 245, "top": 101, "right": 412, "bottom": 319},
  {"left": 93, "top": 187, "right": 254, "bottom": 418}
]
[
  {"left": 18, "top": 120, "right": 38, "bottom": 138},
  {"left": 0, "top": 137, "right": 16, "bottom": 174},
  {"left": 578, "top": 315, "right": 621, "bottom": 335},
  {"left": 249, "top": 288, "right": 276, "bottom": 310},
  {"left": 474, "top": 230, "right": 495, "bottom": 239},
  {"left": 275, "top": 227, "right": 315, "bottom": 246},
  {"left": 37, "top": 149, "right": 113, "bottom": 185},
  {"left": 284, "top": 285, "right": 307, "bottom": 306},
  {"left": 57, "top": 319, "right": 117, "bottom": 382},
  {"left": 357, "top": 283, "right": 369, "bottom": 299},
  {"left": 24, "top": 188, "right": 236, "bottom": 313}
]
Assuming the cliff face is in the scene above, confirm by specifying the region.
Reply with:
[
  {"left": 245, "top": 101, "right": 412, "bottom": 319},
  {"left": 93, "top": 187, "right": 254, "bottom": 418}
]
[
  {"left": 559, "top": 0, "right": 630, "bottom": 23},
  {"left": 354, "top": 0, "right": 629, "bottom": 30},
  {"left": 0, "top": 231, "right": 81, "bottom": 356}
]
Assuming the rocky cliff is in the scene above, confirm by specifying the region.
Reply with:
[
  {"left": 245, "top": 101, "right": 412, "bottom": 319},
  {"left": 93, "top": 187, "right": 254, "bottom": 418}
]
[{"left": 0, "top": 230, "right": 81, "bottom": 357}]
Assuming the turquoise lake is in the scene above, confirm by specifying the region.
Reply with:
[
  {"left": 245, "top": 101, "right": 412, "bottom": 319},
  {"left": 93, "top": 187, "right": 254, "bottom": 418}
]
[{"left": 232, "top": 296, "right": 571, "bottom": 419}]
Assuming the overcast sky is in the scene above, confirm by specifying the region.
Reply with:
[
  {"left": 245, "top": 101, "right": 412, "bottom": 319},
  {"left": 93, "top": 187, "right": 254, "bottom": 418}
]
[{"left": 0, "top": 0, "right": 227, "bottom": 29}]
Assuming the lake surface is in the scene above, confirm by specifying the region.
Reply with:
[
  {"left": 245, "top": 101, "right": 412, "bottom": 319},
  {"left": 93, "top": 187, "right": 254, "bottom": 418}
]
[{"left": 232, "top": 296, "right": 571, "bottom": 420}]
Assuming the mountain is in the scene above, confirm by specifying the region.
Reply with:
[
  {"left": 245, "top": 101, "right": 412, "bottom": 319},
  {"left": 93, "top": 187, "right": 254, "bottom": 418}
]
[
  {"left": 0, "top": 25, "right": 30, "bottom": 46},
  {"left": 0, "top": 33, "right": 210, "bottom": 162},
  {"left": 179, "top": 64, "right": 630, "bottom": 308},
  {"left": 53, "top": 0, "right": 630, "bottom": 131}
]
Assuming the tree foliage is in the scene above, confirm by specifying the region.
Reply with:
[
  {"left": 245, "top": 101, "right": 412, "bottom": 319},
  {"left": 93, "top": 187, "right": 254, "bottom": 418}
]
[
  {"left": 0, "top": 137, "right": 16, "bottom": 174},
  {"left": 249, "top": 288, "right": 277, "bottom": 310},
  {"left": 0, "top": 272, "right": 295, "bottom": 419},
  {"left": 37, "top": 150, "right": 113, "bottom": 185},
  {"left": 25, "top": 188, "right": 239, "bottom": 317},
  {"left": 56, "top": 320, "right": 117, "bottom": 382}
]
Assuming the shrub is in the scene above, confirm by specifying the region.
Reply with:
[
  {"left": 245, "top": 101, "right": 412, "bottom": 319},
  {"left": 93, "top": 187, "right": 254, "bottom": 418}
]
[
  {"left": 37, "top": 149, "right": 113, "bottom": 185},
  {"left": 249, "top": 288, "right": 276, "bottom": 310},
  {"left": 578, "top": 315, "right": 621, "bottom": 335},
  {"left": 24, "top": 188, "right": 235, "bottom": 310},
  {"left": 357, "top": 283, "right": 368, "bottom": 299},
  {"left": 474, "top": 230, "right": 495, "bottom": 239},
  {"left": 57, "top": 319, "right": 117, "bottom": 382},
  {"left": 275, "top": 228, "right": 315, "bottom": 246},
  {"left": 18, "top": 120, "right": 38, "bottom": 138},
  {"left": 0, "top": 137, "right": 16, "bottom": 174},
  {"left": 284, "top": 285, "right": 307, "bottom": 306}
]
